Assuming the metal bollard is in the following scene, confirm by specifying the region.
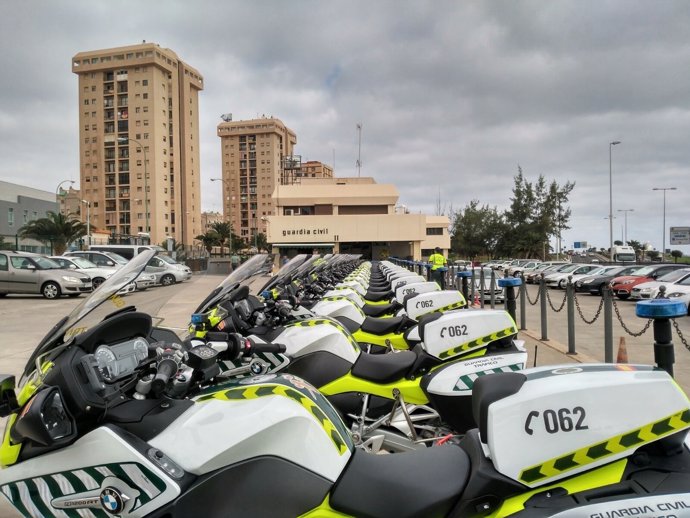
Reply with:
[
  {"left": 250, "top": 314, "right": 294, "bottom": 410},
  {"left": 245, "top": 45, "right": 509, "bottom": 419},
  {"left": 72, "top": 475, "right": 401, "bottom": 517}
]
[
  {"left": 539, "top": 274, "right": 548, "bottom": 340},
  {"left": 457, "top": 270, "right": 472, "bottom": 308},
  {"left": 603, "top": 285, "right": 613, "bottom": 363},
  {"left": 470, "top": 269, "right": 477, "bottom": 306},
  {"left": 566, "top": 276, "right": 576, "bottom": 355},
  {"left": 498, "top": 277, "right": 521, "bottom": 323},
  {"left": 479, "top": 269, "right": 486, "bottom": 308},
  {"left": 519, "top": 273, "right": 526, "bottom": 330},
  {"left": 636, "top": 299, "right": 687, "bottom": 376},
  {"left": 489, "top": 269, "right": 496, "bottom": 309}
]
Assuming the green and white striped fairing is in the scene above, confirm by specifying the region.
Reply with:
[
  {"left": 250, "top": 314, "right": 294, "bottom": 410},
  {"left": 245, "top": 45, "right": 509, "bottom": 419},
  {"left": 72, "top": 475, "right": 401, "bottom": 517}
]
[{"left": 1, "top": 462, "right": 166, "bottom": 518}]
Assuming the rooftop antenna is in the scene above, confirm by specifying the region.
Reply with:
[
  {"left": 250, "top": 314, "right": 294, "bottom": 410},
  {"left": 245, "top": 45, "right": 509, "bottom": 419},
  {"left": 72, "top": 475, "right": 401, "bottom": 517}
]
[
  {"left": 220, "top": 113, "right": 232, "bottom": 122},
  {"left": 356, "top": 123, "right": 362, "bottom": 177}
]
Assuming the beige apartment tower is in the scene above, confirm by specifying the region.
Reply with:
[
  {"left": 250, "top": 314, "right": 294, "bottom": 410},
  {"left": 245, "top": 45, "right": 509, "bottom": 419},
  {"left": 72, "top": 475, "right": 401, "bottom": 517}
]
[
  {"left": 72, "top": 42, "right": 203, "bottom": 246},
  {"left": 217, "top": 117, "right": 297, "bottom": 244}
]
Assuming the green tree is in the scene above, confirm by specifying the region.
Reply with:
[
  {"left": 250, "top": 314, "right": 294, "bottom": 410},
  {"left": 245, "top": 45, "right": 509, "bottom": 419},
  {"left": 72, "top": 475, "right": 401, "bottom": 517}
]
[
  {"left": 18, "top": 211, "right": 86, "bottom": 255},
  {"left": 255, "top": 232, "right": 268, "bottom": 251},
  {"left": 451, "top": 200, "right": 508, "bottom": 260},
  {"left": 195, "top": 231, "right": 220, "bottom": 256},
  {"left": 503, "top": 167, "right": 574, "bottom": 259},
  {"left": 671, "top": 250, "right": 683, "bottom": 263},
  {"left": 647, "top": 250, "right": 660, "bottom": 261},
  {"left": 614, "top": 240, "right": 623, "bottom": 246},
  {"left": 210, "top": 222, "right": 232, "bottom": 257}
]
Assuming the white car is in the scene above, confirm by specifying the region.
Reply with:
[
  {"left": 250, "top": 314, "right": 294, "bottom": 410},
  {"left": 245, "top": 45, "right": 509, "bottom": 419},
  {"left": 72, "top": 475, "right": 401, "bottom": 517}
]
[
  {"left": 470, "top": 267, "right": 505, "bottom": 302},
  {"left": 507, "top": 260, "right": 541, "bottom": 277},
  {"left": 665, "top": 284, "right": 690, "bottom": 315},
  {"left": 544, "top": 264, "right": 600, "bottom": 289},
  {"left": 630, "top": 268, "right": 690, "bottom": 300},
  {"left": 50, "top": 256, "right": 113, "bottom": 289}
]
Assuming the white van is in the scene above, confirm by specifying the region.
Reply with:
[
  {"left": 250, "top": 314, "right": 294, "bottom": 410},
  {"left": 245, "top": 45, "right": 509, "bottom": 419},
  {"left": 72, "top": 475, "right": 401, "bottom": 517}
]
[{"left": 89, "top": 244, "right": 166, "bottom": 261}]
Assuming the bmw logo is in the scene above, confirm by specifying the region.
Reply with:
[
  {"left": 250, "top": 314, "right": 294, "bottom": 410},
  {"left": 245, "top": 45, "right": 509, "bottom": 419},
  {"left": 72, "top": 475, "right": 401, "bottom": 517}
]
[{"left": 100, "top": 487, "right": 124, "bottom": 515}]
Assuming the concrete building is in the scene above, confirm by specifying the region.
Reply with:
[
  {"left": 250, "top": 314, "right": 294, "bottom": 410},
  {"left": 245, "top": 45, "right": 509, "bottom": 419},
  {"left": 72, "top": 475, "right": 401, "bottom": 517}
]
[
  {"left": 291, "top": 160, "right": 333, "bottom": 181},
  {"left": 0, "top": 181, "right": 58, "bottom": 253},
  {"left": 72, "top": 42, "right": 204, "bottom": 246},
  {"left": 200, "top": 211, "right": 224, "bottom": 232},
  {"left": 266, "top": 177, "right": 450, "bottom": 260},
  {"left": 217, "top": 117, "right": 297, "bottom": 244},
  {"left": 58, "top": 186, "right": 82, "bottom": 218}
]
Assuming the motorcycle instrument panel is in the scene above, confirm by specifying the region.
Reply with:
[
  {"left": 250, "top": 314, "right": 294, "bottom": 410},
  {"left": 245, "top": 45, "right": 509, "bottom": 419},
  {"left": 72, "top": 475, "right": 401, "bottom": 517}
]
[{"left": 94, "top": 337, "right": 149, "bottom": 381}]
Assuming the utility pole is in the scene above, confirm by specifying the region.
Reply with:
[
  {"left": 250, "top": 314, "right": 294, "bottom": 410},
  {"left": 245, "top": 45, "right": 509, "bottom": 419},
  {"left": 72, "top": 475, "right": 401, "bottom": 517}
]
[{"left": 356, "top": 123, "right": 362, "bottom": 177}]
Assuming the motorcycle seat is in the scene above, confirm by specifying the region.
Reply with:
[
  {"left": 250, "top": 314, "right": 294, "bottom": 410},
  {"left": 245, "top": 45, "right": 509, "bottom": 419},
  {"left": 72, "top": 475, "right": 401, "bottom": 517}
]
[
  {"left": 360, "top": 315, "right": 406, "bottom": 335},
  {"left": 361, "top": 302, "right": 398, "bottom": 317},
  {"left": 364, "top": 290, "right": 393, "bottom": 302},
  {"left": 351, "top": 349, "right": 417, "bottom": 383},
  {"left": 330, "top": 446, "right": 470, "bottom": 518}
]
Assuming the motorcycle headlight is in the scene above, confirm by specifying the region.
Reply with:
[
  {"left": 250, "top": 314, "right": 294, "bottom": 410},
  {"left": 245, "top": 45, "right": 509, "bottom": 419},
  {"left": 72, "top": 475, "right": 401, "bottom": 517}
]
[{"left": 61, "top": 276, "right": 81, "bottom": 283}]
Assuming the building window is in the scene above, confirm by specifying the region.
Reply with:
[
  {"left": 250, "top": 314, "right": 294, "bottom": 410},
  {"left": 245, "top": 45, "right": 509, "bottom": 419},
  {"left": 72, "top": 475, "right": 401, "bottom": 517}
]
[
  {"left": 7, "top": 208, "right": 14, "bottom": 226},
  {"left": 143, "top": 93, "right": 148, "bottom": 99},
  {"left": 142, "top": 79, "right": 148, "bottom": 86},
  {"left": 426, "top": 227, "right": 444, "bottom": 235}
]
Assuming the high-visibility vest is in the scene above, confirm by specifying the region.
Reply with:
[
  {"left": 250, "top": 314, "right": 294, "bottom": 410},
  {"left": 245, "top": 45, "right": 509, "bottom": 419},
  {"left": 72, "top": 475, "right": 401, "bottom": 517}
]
[{"left": 429, "top": 253, "right": 446, "bottom": 270}]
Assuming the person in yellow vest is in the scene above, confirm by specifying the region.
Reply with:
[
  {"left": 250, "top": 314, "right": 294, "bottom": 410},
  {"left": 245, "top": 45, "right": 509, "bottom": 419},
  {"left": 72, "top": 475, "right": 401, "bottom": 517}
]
[{"left": 428, "top": 247, "right": 448, "bottom": 289}]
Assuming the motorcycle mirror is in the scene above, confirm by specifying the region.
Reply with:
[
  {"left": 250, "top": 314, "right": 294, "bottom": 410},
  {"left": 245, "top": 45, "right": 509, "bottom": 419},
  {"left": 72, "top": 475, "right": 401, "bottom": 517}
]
[
  {"left": 11, "top": 387, "right": 76, "bottom": 447},
  {"left": 0, "top": 375, "right": 19, "bottom": 418}
]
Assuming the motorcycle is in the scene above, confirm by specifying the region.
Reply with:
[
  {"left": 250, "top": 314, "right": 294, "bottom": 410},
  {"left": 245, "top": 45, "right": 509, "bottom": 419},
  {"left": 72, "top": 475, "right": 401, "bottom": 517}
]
[
  {"left": 2, "top": 250, "right": 690, "bottom": 517},
  {"left": 189, "top": 254, "right": 527, "bottom": 450}
]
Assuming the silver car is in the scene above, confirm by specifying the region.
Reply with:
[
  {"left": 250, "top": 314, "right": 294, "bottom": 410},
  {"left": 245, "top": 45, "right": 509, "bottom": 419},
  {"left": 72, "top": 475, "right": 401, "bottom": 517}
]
[
  {"left": 146, "top": 255, "right": 192, "bottom": 286},
  {"left": 0, "top": 251, "right": 92, "bottom": 299}
]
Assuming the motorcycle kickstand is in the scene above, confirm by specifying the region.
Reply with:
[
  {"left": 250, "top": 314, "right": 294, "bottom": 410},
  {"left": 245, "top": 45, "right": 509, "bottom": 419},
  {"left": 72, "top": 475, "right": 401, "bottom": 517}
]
[{"left": 352, "top": 393, "right": 371, "bottom": 444}]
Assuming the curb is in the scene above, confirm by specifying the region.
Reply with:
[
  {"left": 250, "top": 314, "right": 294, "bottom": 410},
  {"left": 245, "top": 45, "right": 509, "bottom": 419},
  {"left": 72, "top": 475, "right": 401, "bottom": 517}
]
[{"left": 519, "top": 328, "right": 600, "bottom": 364}]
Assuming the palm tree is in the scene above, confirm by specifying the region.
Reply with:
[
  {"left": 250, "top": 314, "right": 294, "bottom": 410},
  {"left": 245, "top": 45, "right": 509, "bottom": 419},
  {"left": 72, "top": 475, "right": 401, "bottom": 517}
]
[
  {"left": 210, "top": 222, "right": 232, "bottom": 257},
  {"left": 19, "top": 211, "right": 87, "bottom": 255},
  {"left": 195, "top": 231, "right": 220, "bottom": 256}
]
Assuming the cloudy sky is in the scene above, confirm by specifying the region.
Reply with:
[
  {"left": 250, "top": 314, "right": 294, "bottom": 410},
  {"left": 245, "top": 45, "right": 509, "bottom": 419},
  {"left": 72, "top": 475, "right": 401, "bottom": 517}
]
[{"left": 1, "top": 0, "right": 689, "bottom": 253}]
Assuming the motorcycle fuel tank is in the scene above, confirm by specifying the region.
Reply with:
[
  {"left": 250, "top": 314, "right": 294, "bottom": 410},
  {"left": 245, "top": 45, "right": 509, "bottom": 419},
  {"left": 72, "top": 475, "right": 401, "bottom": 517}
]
[
  {"left": 404, "top": 290, "right": 466, "bottom": 321},
  {"left": 395, "top": 281, "right": 440, "bottom": 304}
]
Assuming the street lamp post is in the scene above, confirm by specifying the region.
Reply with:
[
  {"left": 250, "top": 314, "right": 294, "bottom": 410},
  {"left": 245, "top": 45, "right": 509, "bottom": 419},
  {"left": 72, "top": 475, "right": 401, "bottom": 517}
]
[
  {"left": 81, "top": 199, "right": 91, "bottom": 247},
  {"left": 55, "top": 180, "right": 75, "bottom": 214},
  {"left": 652, "top": 187, "right": 677, "bottom": 260},
  {"left": 617, "top": 209, "right": 634, "bottom": 244},
  {"left": 609, "top": 141, "right": 621, "bottom": 260},
  {"left": 118, "top": 137, "right": 148, "bottom": 242}
]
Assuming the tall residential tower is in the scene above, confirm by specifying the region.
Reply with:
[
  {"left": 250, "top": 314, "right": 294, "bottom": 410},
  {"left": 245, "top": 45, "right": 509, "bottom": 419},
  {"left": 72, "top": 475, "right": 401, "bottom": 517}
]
[
  {"left": 72, "top": 42, "right": 203, "bottom": 246},
  {"left": 217, "top": 117, "right": 296, "bottom": 243}
]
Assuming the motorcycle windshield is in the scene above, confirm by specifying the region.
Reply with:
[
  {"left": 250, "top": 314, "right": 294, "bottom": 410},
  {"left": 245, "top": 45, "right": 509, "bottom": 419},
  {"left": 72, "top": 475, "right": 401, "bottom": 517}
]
[
  {"left": 259, "top": 254, "right": 310, "bottom": 293},
  {"left": 23, "top": 250, "right": 159, "bottom": 376},
  {"left": 193, "top": 254, "right": 275, "bottom": 314}
]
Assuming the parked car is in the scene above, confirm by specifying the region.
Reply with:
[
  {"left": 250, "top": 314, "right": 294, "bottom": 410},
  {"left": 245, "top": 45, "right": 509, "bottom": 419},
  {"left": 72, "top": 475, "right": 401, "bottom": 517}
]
[
  {"left": 575, "top": 265, "right": 643, "bottom": 295},
  {"left": 471, "top": 267, "right": 504, "bottom": 303},
  {"left": 665, "top": 285, "right": 690, "bottom": 315},
  {"left": 609, "top": 264, "right": 689, "bottom": 300},
  {"left": 524, "top": 262, "right": 570, "bottom": 283},
  {"left": 544, "top": 264, "right": 600, "bottom": 289},
  {"left": 49, "top": 256, "right": 113, "bottom": 289},
  {"left": 630, "top": 268, "right": 690, "bottom": 300},
  {"left": 526, "top": 263, "right": 573, "bottom": 284},
  {"left": 507, "top": 260, "right": 541, "bottom": 277},
  {"left": 145, "top": 254, "right": 192, "bottom": 286},
  {"left": 0, "top": 251, "right": 92, "bottom": 299},
  {"left": 89, "top": 244, "right": 166, "bottom": 261},
  {"left": 65, "top": 250, "right": 129, "bottom": 270}
]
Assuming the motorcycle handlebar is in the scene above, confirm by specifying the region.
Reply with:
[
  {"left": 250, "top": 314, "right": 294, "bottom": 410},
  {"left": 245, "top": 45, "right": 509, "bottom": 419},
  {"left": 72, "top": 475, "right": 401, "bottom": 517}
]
[
  {"left": 152, "top": 357, "right": 178, "bottom": 395},
  {"left": 250, "top": 342, "right": 287, "bottom": 354}
]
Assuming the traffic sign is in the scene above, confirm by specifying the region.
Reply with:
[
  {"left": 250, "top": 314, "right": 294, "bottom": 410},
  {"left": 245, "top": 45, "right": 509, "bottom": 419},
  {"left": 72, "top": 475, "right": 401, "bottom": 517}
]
[{"left": 670, "top": 227, "right": 690, "bottom": 245}]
